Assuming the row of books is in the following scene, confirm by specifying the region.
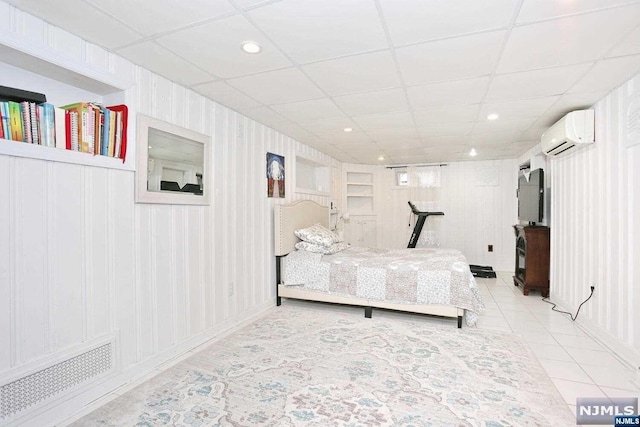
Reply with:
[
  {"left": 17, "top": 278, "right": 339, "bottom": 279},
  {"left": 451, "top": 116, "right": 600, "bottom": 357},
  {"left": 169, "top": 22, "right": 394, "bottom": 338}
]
[{"left": 0, "top": 96, "right": 128, "bottom": 162}]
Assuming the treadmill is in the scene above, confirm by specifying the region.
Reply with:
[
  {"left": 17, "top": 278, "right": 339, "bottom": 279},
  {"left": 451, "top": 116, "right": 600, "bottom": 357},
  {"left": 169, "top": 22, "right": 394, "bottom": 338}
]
[
  {"left": 407, "top": 201, "right": 444, "bottom": 248},
  {"left": 406, "top": 201, "right": 496, "bottom": 278}
]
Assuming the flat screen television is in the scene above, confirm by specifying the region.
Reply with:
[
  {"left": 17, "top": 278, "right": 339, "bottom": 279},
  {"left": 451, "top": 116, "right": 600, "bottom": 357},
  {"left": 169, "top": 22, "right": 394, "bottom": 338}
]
[{"left": 518, "top": 168, "right": 544, "bottom": 224}]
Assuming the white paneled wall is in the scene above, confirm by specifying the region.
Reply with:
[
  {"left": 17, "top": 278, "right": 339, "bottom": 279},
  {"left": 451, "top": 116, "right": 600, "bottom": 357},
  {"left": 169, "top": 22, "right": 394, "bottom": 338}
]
[
  {"left": 546, "top": 73, "right": 640, "bottom": 367},
  {"left": 354, "top": 159, "right": 517, "bottom": 271},
  {"left": 0, "top": 5, "right": 335, "bottom": 425}
]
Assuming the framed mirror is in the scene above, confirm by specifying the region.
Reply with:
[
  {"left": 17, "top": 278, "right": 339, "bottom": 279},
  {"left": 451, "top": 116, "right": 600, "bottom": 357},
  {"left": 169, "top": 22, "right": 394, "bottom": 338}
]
[{"left": 136, "top": 114, "right": 211, "bottom": 205}]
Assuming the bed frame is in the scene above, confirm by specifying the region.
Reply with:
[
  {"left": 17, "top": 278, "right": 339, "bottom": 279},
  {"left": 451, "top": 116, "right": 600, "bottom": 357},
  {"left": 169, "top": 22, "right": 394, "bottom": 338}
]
[{"left": 274, "top": 200, "right": 464, "bottom": 327}]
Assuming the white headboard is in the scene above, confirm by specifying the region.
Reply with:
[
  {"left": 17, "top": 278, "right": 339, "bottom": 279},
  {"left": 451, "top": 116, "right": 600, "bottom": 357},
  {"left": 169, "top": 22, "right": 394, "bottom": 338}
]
[{"left": 274, "top": 200, "right": 329, "bottom": 256}]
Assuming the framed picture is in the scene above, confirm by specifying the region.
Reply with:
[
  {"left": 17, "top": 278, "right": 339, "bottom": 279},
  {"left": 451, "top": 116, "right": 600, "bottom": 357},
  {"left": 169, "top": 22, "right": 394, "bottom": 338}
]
[{"left": 267, "top": 152, "right": 285, "bottom": 198}]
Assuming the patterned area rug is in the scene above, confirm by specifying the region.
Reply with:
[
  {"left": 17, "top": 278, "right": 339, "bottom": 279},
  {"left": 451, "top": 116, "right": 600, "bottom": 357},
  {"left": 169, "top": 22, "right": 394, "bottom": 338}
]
[{"left": 73, "top": 302, "right": 574, "bottom": 426}]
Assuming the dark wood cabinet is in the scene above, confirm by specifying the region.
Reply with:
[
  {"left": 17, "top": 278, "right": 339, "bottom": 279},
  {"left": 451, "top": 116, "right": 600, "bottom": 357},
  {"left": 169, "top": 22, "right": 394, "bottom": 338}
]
[{"left": 513, "top": 225, "right": 550, "bottom": 297}]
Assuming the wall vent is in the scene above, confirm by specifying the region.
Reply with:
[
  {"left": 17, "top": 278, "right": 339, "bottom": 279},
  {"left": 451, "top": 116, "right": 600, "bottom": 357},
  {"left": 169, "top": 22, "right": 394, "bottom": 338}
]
[{"left": 1, "top": 343, "right": 112, "bottom": 419}]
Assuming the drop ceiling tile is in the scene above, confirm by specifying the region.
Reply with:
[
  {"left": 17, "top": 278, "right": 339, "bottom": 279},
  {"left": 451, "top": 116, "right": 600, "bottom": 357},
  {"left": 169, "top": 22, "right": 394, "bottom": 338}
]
[
  {"left": 407, "top": 77, "right": 491, "bottom": 110},
  {"left": 383, "top": 146, "right": 429, "bottom": 157},
  {"left": 517, "top": 0, "right": 637, "bottom": 23},
  {"left": 117, "top": 41, "right": 215, "bottom": 86},
  {"left": 333, "top": 88, "right": 409, "bottom": 116},
  {"left": 479, "top": 96, "right": 560, "bottom": 120},
  {"left": 243, "top": 106, "right": 292, "bottom": 128},
  {"left": 339, "top": 142, "right": 381, "bottom": 153},
  {"left": 296, "top": 117, "right": 359, "bottom": 134},
  {"left": 86, "top": 0, "right": 236, "bottom": 37},
  {"left": 422, "top": 136, "right": 470, "bottom": 146},
  {"left": 321, "top": 145, "right": 356, "bottom": 163},
  {"left": 469, "top": 133, "right": 519, "bottom": 146},
  {"left": 367, "top": 128, "right": 420, "bottom": 140},
  {"left": 391, "top": 154, "right": 432, "bottom": 164},
  {"left": 304, "top": 137, "right": 334, "bottom": 150},
  {"left": 518, "top": 126, "right": 547, "bottom": 141},
  {"left": 413, "top": 105, "right": 481, "bottom": 125},
  {"left": 544, "top": 92, "right": 606, "bottom": 117},
  {"left": 499, "top": 5, "right": 640, "bottom": 73},
  {"left": 352, "top": 112, "right": 415, "bottom": 131},
  {"left": 423, "top": 145, "right": 468, "bottom": 155},
  {"left": 418, "top": 122, "right": 474, "bottom": 138},
  {"left": 247, "top": 0, "right": 387, "bottom": 63},
  {"left": 302, "top": 51, "right": 401, "bottom": 96},
  {"left": 527, "top": 114, "right": 565, "bottom": 130},
  {"left": 380, "top": 0, "right": 517, "bottom": 46},
  {"left": 314, "top": 132, "right": 373, "bottom": 145},
  {"left": 271, "top": 98, "right": 346, "bottom": 122},
  {"left": 273, "top": 123, "right": 316, "bottom": 141},
  {"left": 486, "top": 64, "right": 592, "bottom": 102},
  {"left": 509, "top": 140, "right": 539, "bottom": 151},
  {"left": 192, "top": 81, "right": 262, "bottom": 111},
  {"left": 396, "top": 31, "right": 506, "bottom": 86},
  {"left": 472, "top": 117, "right": 537, "bottom": 134},
  {"left": 4, "top": 0, "right": 143, "bottom": 49},
  {"left": 227, "top": 67, "right": 324, "bottom": 105},
  {"left": 568, "top": 55, "right": 640, "bottom": 94},
  {"left": 609, "top": 25, "right": 640, "bottom": 57},
  {"left": 376, "top": 139, "right": 423, "bottom": 148},
  {"left": 157, "top": 14, "right": 292, "bottom": 79}
]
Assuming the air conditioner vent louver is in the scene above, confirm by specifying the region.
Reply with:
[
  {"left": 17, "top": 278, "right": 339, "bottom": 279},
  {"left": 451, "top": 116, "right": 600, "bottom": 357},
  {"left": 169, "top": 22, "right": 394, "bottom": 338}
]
[{"left": 0, "top": 343, "right": 112, "bottom": 419}]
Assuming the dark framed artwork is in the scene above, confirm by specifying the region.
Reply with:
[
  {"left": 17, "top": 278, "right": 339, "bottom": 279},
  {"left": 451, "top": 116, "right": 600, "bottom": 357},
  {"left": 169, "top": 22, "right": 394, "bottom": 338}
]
[{"left": 267, "top": 152, "right": 285, "bottom": 198}]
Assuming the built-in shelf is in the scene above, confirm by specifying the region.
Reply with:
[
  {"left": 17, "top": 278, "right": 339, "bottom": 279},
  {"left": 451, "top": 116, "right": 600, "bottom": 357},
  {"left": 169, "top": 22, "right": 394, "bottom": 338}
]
[
  {"left": 0, "top": 33, "right": 134, "bottom": 170},
  {"left": 0, "top": 139, "right": 132, "bottom": 170},
  {"left": 295, "top": 155, "right": 329, "bottom": 195},
  {"left": 345, "top": 171, "right": 374, "bottom": 213}
]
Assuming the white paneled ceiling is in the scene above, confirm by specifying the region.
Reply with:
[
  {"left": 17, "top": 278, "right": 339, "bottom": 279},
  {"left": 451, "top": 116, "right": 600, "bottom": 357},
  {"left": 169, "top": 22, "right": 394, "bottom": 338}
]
[{"left": 6, "top": 0, "right": 640, "bottom": 164}]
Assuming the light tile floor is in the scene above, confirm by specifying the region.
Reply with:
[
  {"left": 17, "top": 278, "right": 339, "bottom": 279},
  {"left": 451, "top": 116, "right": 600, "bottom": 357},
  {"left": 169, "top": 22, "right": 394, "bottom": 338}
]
[{"left": 475, "top": 272, "right": 639, "bottom": 424}]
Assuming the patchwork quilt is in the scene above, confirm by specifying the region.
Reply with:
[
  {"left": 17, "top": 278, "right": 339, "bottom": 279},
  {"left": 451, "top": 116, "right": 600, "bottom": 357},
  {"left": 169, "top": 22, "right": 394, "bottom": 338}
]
[{"left": 283, "top": 246, "right": 484, "bottom": 325}]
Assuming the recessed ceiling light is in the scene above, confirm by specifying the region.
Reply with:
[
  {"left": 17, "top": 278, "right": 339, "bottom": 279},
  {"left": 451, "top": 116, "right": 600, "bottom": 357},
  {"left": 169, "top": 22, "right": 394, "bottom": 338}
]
[
  {"left": 241, "top": 41, "right": 262, "bottom": 54},
  {"left": 487, "top": 113, "right": 499, "bottom": 120},
  {"left": 343, "top": 127, "right": 353, "bottom": 132},
  {"left": 469, "top": 148, "right": 477, "bottom": 156},
  {"left": 148, "top": 145, "right": 152, "bottom": 149},
  {"left": 378, "top": 155, "right": 385, "bottom": 161}
]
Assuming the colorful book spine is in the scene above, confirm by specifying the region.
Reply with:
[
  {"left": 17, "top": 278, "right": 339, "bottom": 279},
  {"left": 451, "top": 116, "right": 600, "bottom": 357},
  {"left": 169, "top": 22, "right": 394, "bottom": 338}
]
[
  {"left": 107, "top": 104, "right": 128, "bottom": 161},
  {"left": 8, "top": 101, "right": 23, "bottom": 142},
  {"left": 101, "top": 107, "right": 110, "bottom": 156},
  {"left": 41, "top": 103, "right": 55, "bottom": 147},
  {"left": 0, "top": 102, "right": 9, "bottom": 139}
]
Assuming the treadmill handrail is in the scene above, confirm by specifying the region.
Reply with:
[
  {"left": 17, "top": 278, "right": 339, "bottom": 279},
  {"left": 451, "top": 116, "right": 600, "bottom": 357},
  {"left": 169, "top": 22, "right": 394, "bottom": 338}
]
[{"left": 408, "top": 201, "right": 444, "bottom": 217}]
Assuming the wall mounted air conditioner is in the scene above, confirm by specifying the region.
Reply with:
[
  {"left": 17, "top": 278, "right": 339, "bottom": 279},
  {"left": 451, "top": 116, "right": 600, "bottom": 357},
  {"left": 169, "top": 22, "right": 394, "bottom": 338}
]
[{"left": 541, "top": 110, "right": 595, "bottom": 157}]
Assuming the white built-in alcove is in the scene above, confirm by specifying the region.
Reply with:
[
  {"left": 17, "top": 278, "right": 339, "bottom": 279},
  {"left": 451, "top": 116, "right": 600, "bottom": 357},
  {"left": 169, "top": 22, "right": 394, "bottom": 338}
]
[{"left": 295, "top": 155, "right": 329, "bottom": 196}]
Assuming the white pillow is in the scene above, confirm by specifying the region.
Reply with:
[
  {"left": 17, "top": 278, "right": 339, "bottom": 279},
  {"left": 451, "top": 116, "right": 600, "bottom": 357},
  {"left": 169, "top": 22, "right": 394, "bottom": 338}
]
[
  {"left": 294, "top": 223, "right": 342, "bottom": 247},
  {"left": 295, "top": 241, "right": 350, "bottom": 255}
]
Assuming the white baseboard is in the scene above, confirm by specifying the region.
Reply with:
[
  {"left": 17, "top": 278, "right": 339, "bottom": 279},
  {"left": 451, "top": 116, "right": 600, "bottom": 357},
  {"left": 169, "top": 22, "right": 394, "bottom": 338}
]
[{"left": 13, "top": 298, "right": 276, "bottom": 427}]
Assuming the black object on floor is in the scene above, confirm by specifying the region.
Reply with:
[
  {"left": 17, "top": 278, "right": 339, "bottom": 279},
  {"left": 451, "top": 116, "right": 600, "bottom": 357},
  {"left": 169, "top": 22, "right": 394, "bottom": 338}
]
[{"left": 469, "top": 264, "right": 497, "bottom": 278}]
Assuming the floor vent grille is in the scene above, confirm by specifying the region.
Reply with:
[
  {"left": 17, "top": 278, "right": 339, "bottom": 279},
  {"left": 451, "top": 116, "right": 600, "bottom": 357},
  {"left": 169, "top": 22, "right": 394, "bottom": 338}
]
[{"left": 0, "top": 343, "right": 112, "bottom": 419}]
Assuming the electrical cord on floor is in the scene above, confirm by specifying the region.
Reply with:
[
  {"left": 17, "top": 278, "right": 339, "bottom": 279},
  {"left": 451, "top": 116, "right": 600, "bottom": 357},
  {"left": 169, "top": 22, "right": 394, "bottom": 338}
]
[{"left": 542, "top": 286, "right": 595, "bottom": 321}]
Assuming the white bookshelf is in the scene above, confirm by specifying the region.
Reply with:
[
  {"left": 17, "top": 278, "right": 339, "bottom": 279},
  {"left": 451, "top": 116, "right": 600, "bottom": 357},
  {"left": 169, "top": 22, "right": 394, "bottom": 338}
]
[
  {"left": 0, "top": 37, "right": 134, "bottom": 171},
  {"left": 346, "top": 171, "right": 374, "bottom": 213}
]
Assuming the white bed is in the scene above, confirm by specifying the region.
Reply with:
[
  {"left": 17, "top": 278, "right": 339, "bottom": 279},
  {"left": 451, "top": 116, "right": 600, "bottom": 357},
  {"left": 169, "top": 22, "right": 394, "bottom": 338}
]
[{"left": 274, "top": 200, "right": 483, "bottom": 327}]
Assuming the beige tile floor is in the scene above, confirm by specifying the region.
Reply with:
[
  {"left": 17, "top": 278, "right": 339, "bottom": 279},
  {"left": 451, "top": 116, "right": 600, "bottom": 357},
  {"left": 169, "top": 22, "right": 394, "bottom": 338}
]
[{"left": 475, "top": 272, "right": 640, "bottom": 423}]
